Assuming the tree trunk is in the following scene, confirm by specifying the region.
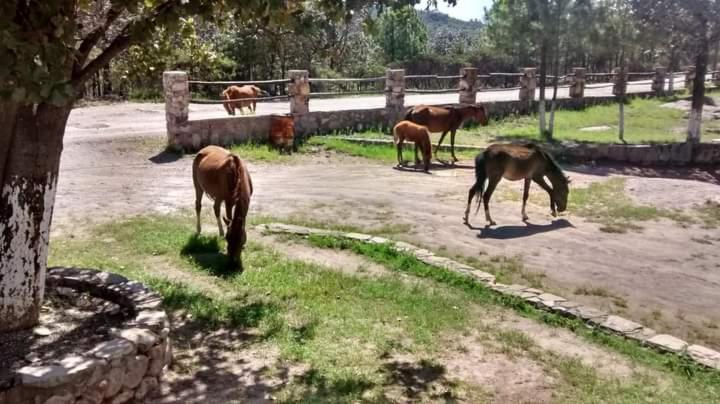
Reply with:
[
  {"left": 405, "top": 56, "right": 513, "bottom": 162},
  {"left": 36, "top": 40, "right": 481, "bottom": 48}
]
[
  {"left": 668, "top": 46, "right": 676, "bottom": 93},
  {"left": 619, "top": 99, "right": 625, "bottom": 143},
  {"left": 538, "top": 40, "right": 548, "bottom": 136},
  {"left": 0, "top": 102, "right": 71, "bottom": 332},
  {"left": 688, "top": 36, "right": 709, "bottom": 143}
]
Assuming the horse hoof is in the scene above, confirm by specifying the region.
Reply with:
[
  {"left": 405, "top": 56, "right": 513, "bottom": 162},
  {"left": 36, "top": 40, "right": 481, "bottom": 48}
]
[{"left": 551, "top": 211, "right": 557, "bottom": 218}]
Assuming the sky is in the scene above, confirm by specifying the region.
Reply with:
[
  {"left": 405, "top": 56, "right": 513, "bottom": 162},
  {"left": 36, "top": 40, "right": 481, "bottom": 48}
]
[{"left": 415, "top": 0, "right": 492, "bottom": 22}]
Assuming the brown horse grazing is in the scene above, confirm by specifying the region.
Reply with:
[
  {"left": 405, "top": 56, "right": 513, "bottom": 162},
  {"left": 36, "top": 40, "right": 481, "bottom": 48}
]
[
  {"left": 393, "top": 120, "right": 432, "bottom": 172},
  {"left": 269, "top": 114, "right": 295, "bottom": 154},
  {"left": 463, "top": 143, "right": 570, "bottom": 226},
  {"left": 193, "top": 146, "right": 253, "bottom": 270},
  {"left": 404, "top": 104, "right": 489, "bottom": 162},
  {"left": 222, "top": 85, "right": 268, "bottom": 115}
]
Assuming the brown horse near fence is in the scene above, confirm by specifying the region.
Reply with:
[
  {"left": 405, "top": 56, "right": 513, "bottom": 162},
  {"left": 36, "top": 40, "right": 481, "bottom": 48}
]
[
  {"left": 393, "top": 120, "right": 432, "bottom": 172},
  {"left": 193, "top": 146, "right": 253, "bottom": 271},
  {"left": 222, "top": 85, "right": 267, "bottom": 115},
  {"left": 405, "top": 104, "right": 489, "bottom": 163},
  {"left": 463, "top": 143, "right": 570, "bottom": 226}
]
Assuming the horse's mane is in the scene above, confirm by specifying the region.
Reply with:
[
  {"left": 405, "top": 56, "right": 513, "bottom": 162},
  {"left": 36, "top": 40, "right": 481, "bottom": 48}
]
[{"left": 531, "top": 144, "right": 568, "bottom": 183}]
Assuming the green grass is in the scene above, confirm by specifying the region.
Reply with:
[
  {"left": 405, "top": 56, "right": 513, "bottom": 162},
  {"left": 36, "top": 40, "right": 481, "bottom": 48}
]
[
  {"left": 568, "top": 177, "right": 692, "bottom": 233},
  {"left": 348, "top": 97, "right": 719, "bottom": 146},
  {"left": 302, "top": 233, "right": 720, "bottom": 403},
  {"left": 48, "top": 215, "right": 720, "bottom": 402},
  {"left": 250, "top": 214, "right": 412, "bottom": 236},
  {"left": 49, "top": 215, "right": 479, "bottom": 402},
  {"left": 229, "top": 142, "right": 307, "bottom": 163},
  {"left": 696, "top": 200, "right": 720, "bottom": 228},
  {"left": 307, "top": 136, "right": 478, "bottom": 163}
]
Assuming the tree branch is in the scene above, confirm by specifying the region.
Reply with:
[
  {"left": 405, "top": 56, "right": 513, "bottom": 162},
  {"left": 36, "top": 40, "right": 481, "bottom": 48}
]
[
  {"left": 74, "top": 6, "right": 122, "bottom": 73},
  {"left": 71, "top": 0, "right": 181, "bottom": 89}
]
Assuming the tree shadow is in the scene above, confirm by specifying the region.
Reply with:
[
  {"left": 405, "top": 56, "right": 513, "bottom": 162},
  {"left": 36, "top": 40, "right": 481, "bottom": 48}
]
[
  {"left": 476, "top": 219, "right": 574, "bottom": 240},
  {"left": 149, "top": 148, "right": 184, "bottom": 164},
  {"left": 382, "top": 359, "right": 454, "bottom": 400},
  {"left": 180, "top": 234, "right": 235, "bottom": 278}
]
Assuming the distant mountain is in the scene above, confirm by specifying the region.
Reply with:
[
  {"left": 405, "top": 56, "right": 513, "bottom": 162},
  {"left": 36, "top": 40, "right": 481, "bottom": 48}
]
[{"left": 418, "top": 10, "right": 483, "bottom": 37}]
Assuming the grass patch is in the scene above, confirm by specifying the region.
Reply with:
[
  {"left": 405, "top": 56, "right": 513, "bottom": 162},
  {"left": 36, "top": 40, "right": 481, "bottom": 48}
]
[
  {"left": 696, "top": 200, "right": 720, "bottom": 228},
  {"left": 307, "top": 136, "right": 478, "bottom": 163},
  {"left": 569, "top": 178, "right": 691, "bottom": 233},
  {"left": 49, "top": 215, "right": 477, "bottom": 402},
  {"left": 302, "top": 233, "right": 720, "bottom": 402},
  {"left": 349, "top": 97, "right": 698, "bottom": 146},
  {"left": 229, "top": 142, "right": 307, "bottom": 163}
]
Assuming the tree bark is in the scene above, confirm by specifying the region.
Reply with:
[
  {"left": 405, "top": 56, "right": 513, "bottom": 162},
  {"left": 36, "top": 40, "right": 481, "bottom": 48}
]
[
  {"left": 0, "top": 102, "right": 71, "bottom": 332},
  {"left": 688, "top": 36, "right": 709, "bottom": 144},
  {"left": 538, "top": 39, "right": 548, "bottom": 136}
]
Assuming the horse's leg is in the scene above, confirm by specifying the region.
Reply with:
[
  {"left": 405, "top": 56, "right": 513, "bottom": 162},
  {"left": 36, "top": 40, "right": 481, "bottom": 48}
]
[
  {"left": 396, "top": 138, "right": 404, "bottom": 167},
  {"left": 213, "top": 199, "right": 225, "bottom": 237},
  {"left": 414, "top": 141, "right": 421, "bottom": 167},
  {"left": 463, "top": 182, "right": 480, "bottom": 224},
  {"left": 533, "top": 176, "right": 557, "bottom": 217},
  {"left": 522, "top": 178, "right": 531, "bottom": 221},
  {"left": 194, "top": 186, "right": 203, "bottom": 234},
  {"left": 450, "top": 129, "right": 458, "bottom": 163},
  {"left": 483, "top": 177, "right": 501, "bottom": 226},
  {"left": 224, "top": 201, "right": 233, "bottom": 227},
  {"left": 435, "top": 131, "right": 448, "bottom": 159}
]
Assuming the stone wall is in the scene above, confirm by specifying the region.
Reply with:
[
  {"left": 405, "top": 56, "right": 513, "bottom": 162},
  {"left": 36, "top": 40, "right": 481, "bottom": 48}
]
[
  {"left": 170, "top": 92, "right": 664, "bottom": 152},
  {"left": 1, "top": 268, "right": 172, "bottom": 404}
]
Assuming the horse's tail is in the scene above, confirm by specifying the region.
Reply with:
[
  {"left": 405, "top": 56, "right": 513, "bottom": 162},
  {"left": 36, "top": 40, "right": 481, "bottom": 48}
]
[
  {"left": 472, "top": 152, "right": 487, "bottom": 214},
  {"left": 392, "top": 124, "right": 401, "bottom": 146}
]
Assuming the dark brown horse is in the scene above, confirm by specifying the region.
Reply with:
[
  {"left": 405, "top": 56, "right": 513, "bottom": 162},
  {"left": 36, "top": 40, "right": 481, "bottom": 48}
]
[
  {"left": 463, "top": 143, "right": 570, "bottom": 226},
  {"left": 404, "top": 104, "right": 489, "bottom": 162},
  {"left": 193, "top": 146, "right": 253, "bottom": 270},
  {"left": 393, "top": 120, "right": 432, "bottom": 172}
]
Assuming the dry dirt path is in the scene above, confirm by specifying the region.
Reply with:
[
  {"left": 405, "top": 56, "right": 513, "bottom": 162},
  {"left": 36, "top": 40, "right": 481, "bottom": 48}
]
[{"left": 53, "top": 128, "right": 720, "bottom": 350}]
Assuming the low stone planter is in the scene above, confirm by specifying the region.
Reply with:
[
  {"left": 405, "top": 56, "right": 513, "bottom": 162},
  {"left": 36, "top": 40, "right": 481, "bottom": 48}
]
[{"left": 0, "top": 268, "right": 172, "bottom": 404}]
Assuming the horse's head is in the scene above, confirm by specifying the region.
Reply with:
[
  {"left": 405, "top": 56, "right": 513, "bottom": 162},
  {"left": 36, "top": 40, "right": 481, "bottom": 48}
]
[
  {"left": 474, "top": 104, "right": 489, "bottom": 126},
  {"left": 552, "top": 175, "right": 571, "bottom": 213},
  {"left": 225, "top": 218, "right": 247, "bottom": 272}
]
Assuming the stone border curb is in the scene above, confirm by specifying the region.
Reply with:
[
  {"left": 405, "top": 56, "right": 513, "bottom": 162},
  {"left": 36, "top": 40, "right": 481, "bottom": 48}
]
[
  {"left": 334, "top": 137, "right": 720, "bottom": 166},
  {"left": 258, "top": 222, "right": 720, "bottom": 372},
  {"left": 1, "top": 268, "right": 172, "bottom": 404}
]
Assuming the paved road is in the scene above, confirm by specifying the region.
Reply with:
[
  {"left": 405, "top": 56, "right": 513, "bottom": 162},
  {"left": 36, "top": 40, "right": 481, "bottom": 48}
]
[{"left": 66, "top": 78, "right": 689, "bottom": 143}]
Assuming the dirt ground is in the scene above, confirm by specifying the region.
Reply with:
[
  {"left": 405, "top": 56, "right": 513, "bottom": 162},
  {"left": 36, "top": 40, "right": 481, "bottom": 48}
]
[{"left": 50, "top": 103, "right": 720, "bottom": 400}]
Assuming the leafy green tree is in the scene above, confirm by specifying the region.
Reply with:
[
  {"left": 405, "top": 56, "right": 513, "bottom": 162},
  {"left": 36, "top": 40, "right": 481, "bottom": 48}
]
[
  {"left": 374, "top": 6, "right": 429, "bottom": 63},
  {"left": 632, "top": 0, "right": 720, "bottom": 143}
]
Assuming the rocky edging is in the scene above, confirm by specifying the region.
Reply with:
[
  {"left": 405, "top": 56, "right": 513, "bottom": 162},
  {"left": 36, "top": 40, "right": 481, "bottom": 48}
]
[
  {"left": 334, "top": 137, "right": 720, "bottom": 166},
  {"left": 0, "top": 268, "right": 172, "bottom": 404},
  {"left": 257, "top": 222, "right": 720, "bottom": 371}
]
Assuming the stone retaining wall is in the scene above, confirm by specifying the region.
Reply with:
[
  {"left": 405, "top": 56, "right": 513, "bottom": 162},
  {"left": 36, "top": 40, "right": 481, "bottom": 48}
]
[
  {"left": 169, "top": 91, "right": 663, "bottom": 152},
  {"left": 0, "top": 268, "right": 172, "bottom": 404},
  {"left": 337, "top": 137, "right": 720, "bottom": 166},
  {"left": 258, "top": 223, "right": 720, "bottom": 371}
]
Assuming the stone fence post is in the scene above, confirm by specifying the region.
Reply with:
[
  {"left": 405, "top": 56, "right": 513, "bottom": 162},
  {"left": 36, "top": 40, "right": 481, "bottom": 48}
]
[
  {"left": 652, "top": 67, "right": 667, "bottom": 95},
  {"left": 569, "top": 67, "right": 586, "bottom": 98},
  {"left": 519, "top": 68, "right": 537, "bottom": 101},
  {"left": 163, "top": 71, "right": 190, "bottom": 148},
  {"left": 612, "top": 67, "right": 628, "bottom": 97},
  {"left": 288, "top": 70, "right": 310, "bottom": 114},
  {"left": 459, "top": 67, "right": 478, "bottom": 104},
  {"left": 385, "top": 69, "right": 405, "bottom": 112},
  {"left": 685, "top": 65, "right": 696, "bottom": 94}
]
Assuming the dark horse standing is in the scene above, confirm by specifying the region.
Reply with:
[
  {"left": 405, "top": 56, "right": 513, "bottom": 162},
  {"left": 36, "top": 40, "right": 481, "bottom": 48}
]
[
  {"left": 405, "top": 104, "right": 489, "bottom": 163},
  {"left": 463, "top": 143, "right": 570, "bottom": 226}
]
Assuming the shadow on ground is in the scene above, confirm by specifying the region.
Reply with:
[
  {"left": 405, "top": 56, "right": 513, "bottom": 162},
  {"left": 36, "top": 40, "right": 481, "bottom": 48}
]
[{"left": 476, "top": 219, "right": 574, "bottom": 239}]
